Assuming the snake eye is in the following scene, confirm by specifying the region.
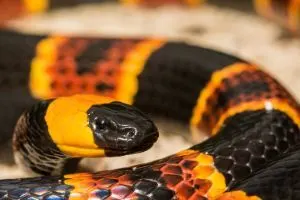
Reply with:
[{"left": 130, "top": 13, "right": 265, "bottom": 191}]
[{"left": 94, "top": 118, "right": 107, "bottom": 131}]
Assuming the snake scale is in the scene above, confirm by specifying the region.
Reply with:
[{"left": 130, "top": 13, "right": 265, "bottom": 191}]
[{"left": 0, "top": 0, "right": 300, "bottom": 200}]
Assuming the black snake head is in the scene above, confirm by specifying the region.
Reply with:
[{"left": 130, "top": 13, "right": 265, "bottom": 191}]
[
  {"left": 13, "top": 95, "right": 158, "bottom": 175},
  {"left": 14, "top": 95, "right": 159, "bottom": 161},
  {"left": 88, "top": 101, "right": 159, "bottom": 156}
]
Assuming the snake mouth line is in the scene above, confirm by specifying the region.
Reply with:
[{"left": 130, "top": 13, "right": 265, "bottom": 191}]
[
  {"left": 104, "top": 138, "right": 158, "bottom": 156},
  {"left": 56, "top": 131, "right": 158, "bottom": 157}
]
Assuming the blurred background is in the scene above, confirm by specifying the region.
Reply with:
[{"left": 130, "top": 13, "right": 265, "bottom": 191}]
[{"left": 1, "top": 0, "right": 300, "bottom": 178}]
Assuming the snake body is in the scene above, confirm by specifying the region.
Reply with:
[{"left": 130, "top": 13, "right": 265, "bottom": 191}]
[{"left": 0, "top": 0, "right": 300, "bottom": 200}]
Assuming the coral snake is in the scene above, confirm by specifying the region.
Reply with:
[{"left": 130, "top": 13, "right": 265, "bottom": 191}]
[{"left": 0, "top": 0, "right": 300, "bottom": 199}]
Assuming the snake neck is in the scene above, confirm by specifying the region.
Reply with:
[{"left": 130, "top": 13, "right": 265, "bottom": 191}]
[{"left": 12, "top": 100, "right": 80, "bottom": 176}]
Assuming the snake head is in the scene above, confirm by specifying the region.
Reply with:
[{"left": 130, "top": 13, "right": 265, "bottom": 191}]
[
  {"left": 27, "top": 95, "right": 159, "bottom": 158},
  {"left": 88, "top": 101, "right": 159, "bottom": 156},
  {"left": 13, "top": 95, "right": 158, "bottom": 175}
]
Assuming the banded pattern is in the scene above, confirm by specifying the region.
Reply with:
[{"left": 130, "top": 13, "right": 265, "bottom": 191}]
[
  {"left": 3, "top": 106, "right": 300, "bottom": 200},
  {"left": 30, "top": 37, "right": 164, "bottom": 102},
  {"left": 0, "top": 0, "right": 300, "bottom": 200},
  {"left": 64, "top": 151, "right": 226, "bottom": 200},
  {"left": 193, "top": 110, "right": 300, "bottom": 188},
  {"left": 191, "top": 63, "right": 300, "bottom": 134},
  {"left": 2, "top": 56, "right": 300, "bottom": 200}
]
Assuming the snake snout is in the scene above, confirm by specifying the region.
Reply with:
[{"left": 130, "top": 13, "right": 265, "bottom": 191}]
[{"left": 87, "top": 101, "right": 159, "bottom": 156}]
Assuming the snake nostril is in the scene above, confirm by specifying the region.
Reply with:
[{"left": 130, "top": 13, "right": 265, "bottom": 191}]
[{"left": 127, "top": 130, "right": 136, "bottom": 138}]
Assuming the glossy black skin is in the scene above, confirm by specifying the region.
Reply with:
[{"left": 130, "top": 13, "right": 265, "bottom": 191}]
[
  {"left": 87, "top": 101, "right": 159, "bottom": 156},
  {"left": 13, "top": 100, "right": 158, "bottom": 175}
]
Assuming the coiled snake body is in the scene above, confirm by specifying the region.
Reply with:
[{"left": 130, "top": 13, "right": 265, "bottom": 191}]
[{"left": 0, "top": 0, "right": 300, "bottom": 200}]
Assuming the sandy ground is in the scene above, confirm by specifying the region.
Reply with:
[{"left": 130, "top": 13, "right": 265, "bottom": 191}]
[{"left": 1, "top": 1, "right": 300, "bottom": 179}]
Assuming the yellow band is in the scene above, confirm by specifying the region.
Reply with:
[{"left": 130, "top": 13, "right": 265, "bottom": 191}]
[
  {"left": 120, "top": 0, "right": 205, "bottom": 6},
  {"left": 217, "top": 191, "right": 261, "bottom": 200},
  {"left": 192, "top": 152, "right": 227, "bottom": 199},
  {"left": 57, "top": 145, "right": 105, "bottom": 157},
  {"left": 29, "top": 36, "right": 66, "bottom": 99},
  {"left": 190, "top": 62, "right": 300, "bottom": 135},
  {"left": 253, "top": 0, "right": 273, "bottom": 17},
  {"left": 116, "top": 39, "right": 165, "bottom": 104},
  {"left": 45, "top": 94, "right": 114, "bottom": 157},
  {"left": 212, "top": 98, "right": 300, "bottom": 135},
  {"left": 120, "top": 0, "right": 141, "bottom": 5},
  {"left": 190, "top": 63, "right": 256, "bottom": 128},
  {"left": 288, "top": 0, "right": 300, "bottom": 32},
  {"left": 22, "top": 0, "right": 48, "bottom": 13},
  {"left": 185, "top": 0, "right": 206, "bottom": 6}
]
